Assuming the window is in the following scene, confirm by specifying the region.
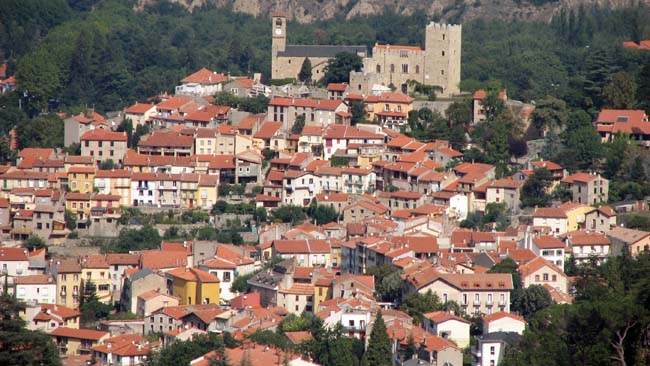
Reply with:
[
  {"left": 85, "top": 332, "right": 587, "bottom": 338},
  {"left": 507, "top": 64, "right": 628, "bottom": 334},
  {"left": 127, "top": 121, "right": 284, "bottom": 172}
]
[
  {"left": 401, "top": 64, "right": 409, "bottom": 73},
  {"left": 390, "top": 64, "right": 395, "bottom": 73},
  {"left": 543, "top": 273, "right": 549, "bottom": 281},
  {"left": 442, "top": 51, "right": 445, "bottom": 56},
  {"left": 415, "top": 65, "right": 420, "bottom": 74},
  {"left": 223, "top": 272, "right": 231, "bottom": 282},
  {"left": 441, "top": 69, "right": 445, "bottom": 75},
  {"left": 535, "top": 275, "right": 540, "bottom": 282},
  {"left": 376, "top": 64, "right": 381, "bottom": 73},
  {"left": 552, "top": 274, "right": 557, "bottom": 281}
]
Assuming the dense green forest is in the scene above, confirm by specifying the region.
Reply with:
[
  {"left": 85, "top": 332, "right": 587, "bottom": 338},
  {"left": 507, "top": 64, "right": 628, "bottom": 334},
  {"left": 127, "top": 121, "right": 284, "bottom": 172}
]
[{"left": 3, "top": 0, "right": 650, "bottom": 114}]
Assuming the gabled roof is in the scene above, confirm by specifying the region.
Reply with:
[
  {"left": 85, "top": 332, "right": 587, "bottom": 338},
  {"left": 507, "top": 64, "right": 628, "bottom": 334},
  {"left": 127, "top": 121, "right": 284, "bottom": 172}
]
[
  {"left": 253, "top": 121, "right": 283, "bottom": 139},
  {"left": 533, "top": 207, "right": 567, "bottom": 219},
  {"left": 532, "top": 235, "right": 564, "bottom": 249},
  {"left": 0, "top": 247, "right": 29, "bottom": 261},
  {"left": 125, "top": 103, "right": 155, "bottom": 114},
  {"left": 139, "top": 131, "right": 194, "bottom": 148},
  {"left": 181, "top": 68, "right": 228, "bottom": 84},
  {"left": 273, "top": 239, "right": 330, "bottom": 254},
  {"left": 561, "top": 172, "right": 602, "bottom": 184},
  {"left": 518, "top": 256, "right": 565, "bottom": 278},
  {"left": 80, "top": 130, "right": 128, "bottom": 141},
  {"left": 423, "top": 311, "right": 470, "bottom": 324},
  {"left": 50, "top": 327, "right": 108, "bottom": 340},
  {"left": 482, "top": 311, "right": 525, "bottom": 323}
]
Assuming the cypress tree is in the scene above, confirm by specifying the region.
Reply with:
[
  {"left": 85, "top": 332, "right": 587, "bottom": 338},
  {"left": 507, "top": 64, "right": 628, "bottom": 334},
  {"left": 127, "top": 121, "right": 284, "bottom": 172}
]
[
  {"left": 362, "top": 310, "right": 392, "bottom": 366},
  {"left": 298, "top": 58, "right": 312, "bottom": 83}
]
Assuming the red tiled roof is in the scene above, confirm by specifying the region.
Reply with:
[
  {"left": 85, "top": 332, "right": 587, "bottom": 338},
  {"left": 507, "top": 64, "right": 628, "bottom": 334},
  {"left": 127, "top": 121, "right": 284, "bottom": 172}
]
[
  {"left": 234, "top": 78, "right": 255, "bottom": 88},
  {"left": 327, "top": 83, "right": 348, "bottom": 92},
  {"left": 80, "top": 130, "right": 128, "bottom": 141},
  {"left": 595, "top": 109, "right": 649, "bottom": 135},
  {"left": 106, "top": 253, "right": 140, "bottom": 265},
  {"left": 140, "top": 250, "right": 187, "bottom": 269},
  {"left": 531, "top": 160, "right": 562, "bottom": 171},
  {"left": 532, "top": 235, "right": 564, "bottom": 249},
  {"left": 273, "top": 239, "right": 330, "bottom": 254},
  {"left": 518, "top": 256, "right": 564, "bottom": 279},
  {"left": 139, "top": 131, "right": 194, "bottom": 148},
  {"left": 50, "top": 327, "right": 108, "bottom": 340},
  {"left": 269, "top": 97, "right": 344, "bottom": 110},
  {"left": 323, "top": 125, "right": 383, "bottom": 140},
  {"left": 182, "top": 68, "right": 228, "bottom": 84},
  {"left": 15, "top": 274, "right": 55, "bottom": 285},
  {"left": 95, "top": 169, "right": 132, "bottom": 178},
  {"left": 423, "top": 311, "right": 470, "bottom": 324},
  {"left": 253, "top": 121, "right": 283, "bottom": 139},
  {"left": 68, "top": 166, "right": 96, "bottom": 174},
  {"left": 561, "top": 172, "right": 601, "bottom": 184},
  {"left": 365, "top": 92, "right": 414, "bottom": 104},
  {"left": 533, "top": 207, "right": 568, "bottom": 219},
  {"left": 482, "top": 311, "right": 525, "bottom": 323},
  {"left": 125, "top": 103, "right": 155, "bottom": 114}
]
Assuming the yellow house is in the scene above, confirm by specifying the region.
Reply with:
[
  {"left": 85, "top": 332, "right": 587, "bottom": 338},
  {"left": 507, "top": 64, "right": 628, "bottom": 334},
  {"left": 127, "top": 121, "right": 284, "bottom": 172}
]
[
  {"left": 364, "top": 92, "right": 414, "bottom": 127},
  {"left": 313, "top": 278, "right": 333, "bottom": 310},
  {"left": 80, "top": 255, "right": 112, "bottom": 304},
  {"left": 167, "top": 267, "right": 220, "bottom": 305},
  {"left": 68, "top": 166, "right": 96, "bottom": 194},
  {"left": 198, "top": 175, "right": 218, "bottom": 210},
  {"left": 50, "top": 327, "right": 109, "bottom": 356},
  {"left": 65, "top": 192, "right": 91, "bottom": 223},
  {"left": 180, "top": 174, "right": 199, "bottom": 209},
  {"left": 560, "top": 202, "right": 593, "bottom": 232},
  {"left": 55, "top": 260, "right": 83, "bottom": 309}
]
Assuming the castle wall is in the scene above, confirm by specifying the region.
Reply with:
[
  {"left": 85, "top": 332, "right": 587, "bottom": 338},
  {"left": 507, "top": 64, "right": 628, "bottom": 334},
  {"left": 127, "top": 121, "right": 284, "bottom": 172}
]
[{"left": 364, "top": 47, "right": 426, "bottom": 93}]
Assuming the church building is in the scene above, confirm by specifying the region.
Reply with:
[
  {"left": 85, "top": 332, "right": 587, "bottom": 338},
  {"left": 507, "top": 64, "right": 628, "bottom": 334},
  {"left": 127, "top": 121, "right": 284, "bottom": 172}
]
[{"left": 271, "top": 12, "right": 367, "bottom": 81}]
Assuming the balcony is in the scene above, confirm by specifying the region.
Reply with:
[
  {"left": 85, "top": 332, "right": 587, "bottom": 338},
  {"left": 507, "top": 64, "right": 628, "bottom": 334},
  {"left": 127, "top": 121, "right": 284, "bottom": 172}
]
[
  {"left": 91, "top": 207, "right": 120, "bottom": 218},
  {"left": 486, "top": 299, "right": 493, "bottom": 306},
  {"left": 498, "top": 299, "right": 507, "bottom": 306},
  {"left": 473, "top": 299, "right": 481, "bottom": 306},
  {"left": 342, "top": 325, "right": 366, "bottom": 332}
]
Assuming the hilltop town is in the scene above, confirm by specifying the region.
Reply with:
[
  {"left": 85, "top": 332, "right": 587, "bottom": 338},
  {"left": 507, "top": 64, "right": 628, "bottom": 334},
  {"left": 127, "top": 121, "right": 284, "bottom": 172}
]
[{"left": 2, "top": 3, "right": 650, "bottom": 366}]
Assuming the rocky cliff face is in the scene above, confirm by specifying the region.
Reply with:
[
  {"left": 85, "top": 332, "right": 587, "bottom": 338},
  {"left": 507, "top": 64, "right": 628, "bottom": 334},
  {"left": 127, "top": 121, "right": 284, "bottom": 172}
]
[{"left": 136, "top": 0, "right": 649, "bottom": 23}]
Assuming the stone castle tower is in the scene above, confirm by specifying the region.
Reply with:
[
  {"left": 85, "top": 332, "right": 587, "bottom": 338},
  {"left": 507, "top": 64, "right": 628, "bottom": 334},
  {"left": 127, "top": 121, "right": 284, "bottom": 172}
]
[{"left": 424, "top": 22, "right": 462, "bottom": 96}]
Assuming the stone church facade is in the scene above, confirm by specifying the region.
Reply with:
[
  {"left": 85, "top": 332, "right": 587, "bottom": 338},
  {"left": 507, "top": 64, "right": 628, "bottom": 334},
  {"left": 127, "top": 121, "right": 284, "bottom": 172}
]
[{"left": 271, "top": 12, "right": 367, "bottom": 81}]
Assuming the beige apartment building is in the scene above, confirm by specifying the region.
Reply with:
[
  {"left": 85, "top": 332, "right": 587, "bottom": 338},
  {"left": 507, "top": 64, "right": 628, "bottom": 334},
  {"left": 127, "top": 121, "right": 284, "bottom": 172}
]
[
  {"left": 562, "top": 172, "right": 609, "bottom": 205},
  {"left": 55, "top": 260, "right": 83, "bottom": 309},
  {"left": 80, "top": 130, "right": 128, "bottom": 166},
  {"left": 404, "top": 270, "right": 513, "bottom": 316}
]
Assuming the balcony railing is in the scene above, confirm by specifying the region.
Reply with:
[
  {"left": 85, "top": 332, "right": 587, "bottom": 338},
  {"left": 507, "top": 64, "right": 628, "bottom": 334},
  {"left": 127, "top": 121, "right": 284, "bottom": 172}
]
[
  {"left": 342, "top": 325, "right": 366, "bottom": 332},
  {"left": 473, "top": 299, "right": 481, "bottom": 306}
]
